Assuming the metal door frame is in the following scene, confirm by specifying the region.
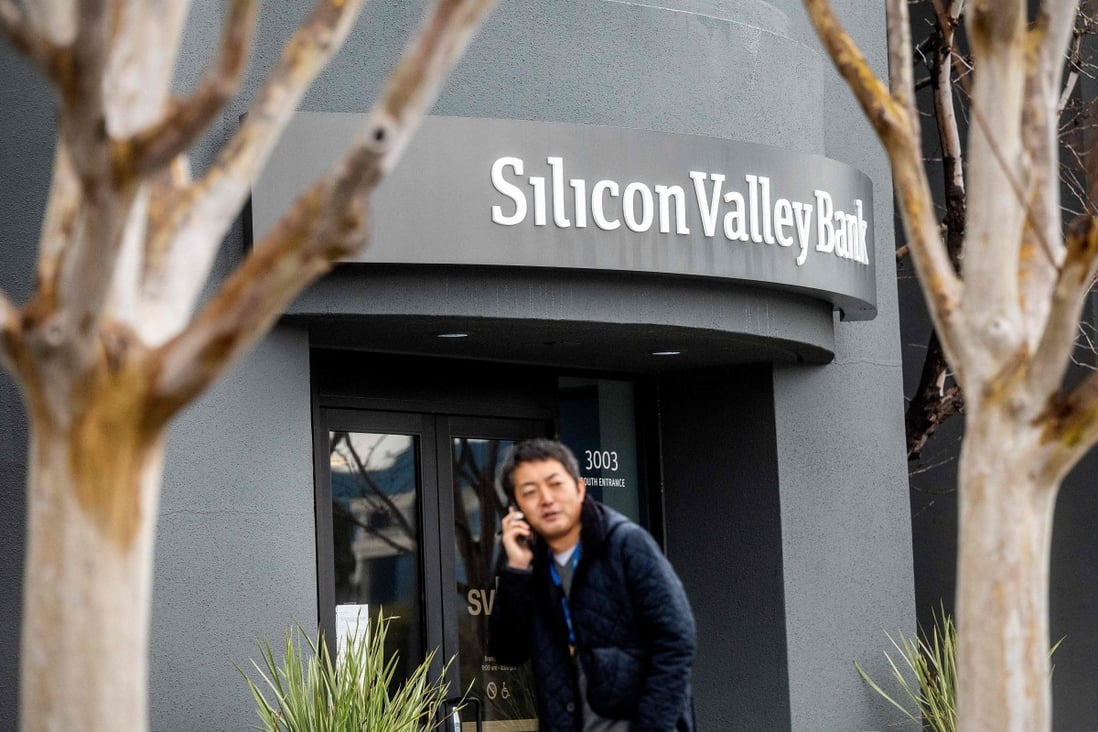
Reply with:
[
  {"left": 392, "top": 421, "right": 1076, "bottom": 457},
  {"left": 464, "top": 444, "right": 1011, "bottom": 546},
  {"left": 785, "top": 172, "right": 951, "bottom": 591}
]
[{"left": 314, "top": 406, "right": 550, "bottom": 688}]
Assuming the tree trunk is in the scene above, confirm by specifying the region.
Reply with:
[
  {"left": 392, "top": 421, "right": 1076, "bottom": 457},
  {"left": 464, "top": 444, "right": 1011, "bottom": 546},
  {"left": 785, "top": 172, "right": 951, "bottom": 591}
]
[
  {"left": 20, "top": 424, "right": 165, "bottom": 732},
  {"left": 956, "top": 416, "right": 1056, "bottom": 732},
  {"left": 0, "top": 1, "right": 496, "bottom": 727}
]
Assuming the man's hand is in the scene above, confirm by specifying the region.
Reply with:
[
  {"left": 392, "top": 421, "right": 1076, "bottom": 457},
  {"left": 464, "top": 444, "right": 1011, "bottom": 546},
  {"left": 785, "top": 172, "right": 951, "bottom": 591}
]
[{"left": 501, "top": 507, "right": 535, "bottom": 570}]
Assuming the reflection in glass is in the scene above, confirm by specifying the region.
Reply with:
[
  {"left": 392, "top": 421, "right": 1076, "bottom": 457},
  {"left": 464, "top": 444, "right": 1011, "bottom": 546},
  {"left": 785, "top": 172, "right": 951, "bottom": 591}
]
[
  {"left": 329, "top": 431, "right": 422, "bottom": 683},
  {"left": 452, "top": 437, "right": 539, "bottom": 729}
]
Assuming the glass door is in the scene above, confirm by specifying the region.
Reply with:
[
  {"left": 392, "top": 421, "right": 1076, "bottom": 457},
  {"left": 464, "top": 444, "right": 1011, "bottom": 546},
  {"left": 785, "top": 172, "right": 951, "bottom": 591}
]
[
  {"left": 317, "top": 410, "right": 548, "bottom": 731},
  {"left": 438, "top": 417, "right": 546, "bottom": 731},
  {"left": 317, "top": 411, "right": 444, "bottom": 679}
]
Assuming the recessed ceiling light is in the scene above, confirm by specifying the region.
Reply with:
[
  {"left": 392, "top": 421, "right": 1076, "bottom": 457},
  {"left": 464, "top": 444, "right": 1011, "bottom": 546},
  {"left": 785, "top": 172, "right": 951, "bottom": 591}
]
[
  {"left": 651, "top": 350, "right": 681, "bottom": 356},
  {"left": 436, "top": 332, "right": 469, "bottom": 339}
]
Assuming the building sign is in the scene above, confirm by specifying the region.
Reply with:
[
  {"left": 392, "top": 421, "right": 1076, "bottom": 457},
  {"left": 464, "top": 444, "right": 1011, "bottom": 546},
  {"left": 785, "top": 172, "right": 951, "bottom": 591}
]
[
  {"left": 252, "top": 114, "right": 877, "bottom": 319},
  {"left": 489, "top": 158, "right": 869, "bottom": 267}
]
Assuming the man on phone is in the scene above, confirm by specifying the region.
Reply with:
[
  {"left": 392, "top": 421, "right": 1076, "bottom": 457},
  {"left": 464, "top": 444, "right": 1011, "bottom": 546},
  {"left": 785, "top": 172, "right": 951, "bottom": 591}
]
[{"left": 489, "top": 438, "right": 696, "bottom": 732}]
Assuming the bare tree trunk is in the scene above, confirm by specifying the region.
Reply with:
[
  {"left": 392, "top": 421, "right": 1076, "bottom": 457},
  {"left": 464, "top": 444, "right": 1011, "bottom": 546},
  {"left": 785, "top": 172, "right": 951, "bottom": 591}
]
[
  {"left": 906, "top": 331, "right": 964, "bottom": 459},
  {"left": 21, "top": 425, "right": 165, "bottom": 732},
  {"left": 955, "top": 416, "right": 1056, "bottom": 732},
  {"left": 0, "top": 1, "right": 496, "bottom": 728},
  {"left": 802, "top": 1, "right": 1090, "bottom": 729}
]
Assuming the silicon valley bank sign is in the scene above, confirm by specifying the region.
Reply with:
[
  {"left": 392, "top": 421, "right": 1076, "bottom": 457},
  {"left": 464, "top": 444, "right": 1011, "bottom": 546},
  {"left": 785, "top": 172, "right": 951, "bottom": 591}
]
[
  {"left": 252, "top": 115, "right": 877, "bottom": 319},
  {"left": 490, "top": 157, "right": 869, "bottom": 268}
]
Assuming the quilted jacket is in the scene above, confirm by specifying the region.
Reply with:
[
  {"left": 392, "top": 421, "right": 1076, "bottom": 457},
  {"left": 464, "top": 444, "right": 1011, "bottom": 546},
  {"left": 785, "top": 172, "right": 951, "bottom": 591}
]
[{"left": 489, "top": 498, "right": 697, "bottom": 732}]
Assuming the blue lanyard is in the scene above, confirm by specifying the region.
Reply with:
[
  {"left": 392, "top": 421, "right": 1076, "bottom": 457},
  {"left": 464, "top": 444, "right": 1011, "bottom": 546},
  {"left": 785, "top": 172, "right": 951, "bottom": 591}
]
[{"left": 548, "top": 542, "right": 582, "bottom": 656}]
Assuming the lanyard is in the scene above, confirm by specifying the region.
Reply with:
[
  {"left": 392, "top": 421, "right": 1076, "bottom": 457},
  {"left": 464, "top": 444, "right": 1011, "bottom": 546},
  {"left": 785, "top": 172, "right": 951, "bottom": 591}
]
[{"left": 547, "top": 542, "right": 582, "bottom": 657}]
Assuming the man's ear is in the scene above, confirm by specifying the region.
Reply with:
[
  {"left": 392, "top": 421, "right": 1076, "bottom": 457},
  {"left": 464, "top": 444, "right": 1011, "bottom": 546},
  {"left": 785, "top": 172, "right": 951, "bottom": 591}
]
[{"left": 576, "top": 478, "right": 586, "bottom": 501}]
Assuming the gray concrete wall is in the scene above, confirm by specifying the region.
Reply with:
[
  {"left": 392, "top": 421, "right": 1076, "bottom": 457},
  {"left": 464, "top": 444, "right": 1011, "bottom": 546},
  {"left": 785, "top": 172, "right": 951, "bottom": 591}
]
[
  {"left": 1051, "top": 41, "right": 1098, "bottom": 730},
  {"left": 771, "top": 4, "right": 919, "bottom": 731},
  {"left": 151, "top": 326, "right": 316, "bottom": 731},
  {"left": 187, "top": 0, "right": 838, "bottom": 150},
  {"left": 0, "top": 37, "right": 54, "bottom": 732},
  {"left": 1049, "top": 449, "right": 1098, "bottom": 728},
  {"left": 0, "top": 383, "right": 26, "bottom": 732},
  {"left": 661, "top": 365, "right": 791, "bottom": 730}
]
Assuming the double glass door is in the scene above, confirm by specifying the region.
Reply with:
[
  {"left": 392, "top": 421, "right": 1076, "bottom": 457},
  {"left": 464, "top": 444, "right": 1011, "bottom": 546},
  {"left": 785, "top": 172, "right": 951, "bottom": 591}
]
[{"left": 318, "top": 410, "right": 548, "bottom": 731}]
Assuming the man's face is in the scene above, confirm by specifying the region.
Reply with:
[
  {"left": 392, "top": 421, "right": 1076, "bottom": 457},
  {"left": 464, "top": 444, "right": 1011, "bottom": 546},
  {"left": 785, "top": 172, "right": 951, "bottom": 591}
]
[{"left": 511, "top": 458, "right": 586, "bottom": 546}]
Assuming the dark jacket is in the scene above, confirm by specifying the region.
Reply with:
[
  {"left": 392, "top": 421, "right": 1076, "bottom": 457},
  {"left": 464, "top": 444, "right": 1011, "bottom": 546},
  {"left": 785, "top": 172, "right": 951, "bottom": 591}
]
[{"left": 489, "top": 498, "right": 697, "bottom": 732}]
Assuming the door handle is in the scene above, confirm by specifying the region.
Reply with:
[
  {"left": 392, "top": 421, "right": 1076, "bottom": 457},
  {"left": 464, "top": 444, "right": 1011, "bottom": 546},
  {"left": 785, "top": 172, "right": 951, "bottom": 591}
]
[{"left": 444, "top": 695, "right": 482, "bottom": 732}]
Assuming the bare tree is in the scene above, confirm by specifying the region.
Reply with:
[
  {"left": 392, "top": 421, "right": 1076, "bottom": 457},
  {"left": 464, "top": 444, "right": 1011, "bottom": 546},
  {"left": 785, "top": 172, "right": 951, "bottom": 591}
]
[
  {"left": 901, "top": 0, "right": 968, "bottom": 462},
  {"left": 901, "top": 2, "right": 1098, "bottom": 463},
  {"left": 0, "top": 1, "right": 496, "bottom": 730},
  {"left": 804, "top": 0, "right": 1094, "bottom": 730}
]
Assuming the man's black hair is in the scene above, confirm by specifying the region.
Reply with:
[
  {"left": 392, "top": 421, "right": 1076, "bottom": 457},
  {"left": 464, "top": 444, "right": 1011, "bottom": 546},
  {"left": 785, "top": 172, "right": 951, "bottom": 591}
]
[{"left": 500, "top": 438, "right": 582, "bottom": 500}]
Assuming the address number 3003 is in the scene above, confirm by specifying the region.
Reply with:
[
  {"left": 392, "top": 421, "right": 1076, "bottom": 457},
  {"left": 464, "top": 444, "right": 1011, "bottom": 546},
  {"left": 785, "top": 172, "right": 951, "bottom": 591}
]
[{"left": 584, "top": 450, "right": 619, "bottom": 471}]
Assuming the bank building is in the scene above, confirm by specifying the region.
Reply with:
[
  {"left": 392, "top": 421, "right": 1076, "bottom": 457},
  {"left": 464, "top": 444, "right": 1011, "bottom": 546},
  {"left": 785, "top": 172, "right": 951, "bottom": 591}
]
[{"left": 1, "top": 2, "right": 1096, "bottom": 730}]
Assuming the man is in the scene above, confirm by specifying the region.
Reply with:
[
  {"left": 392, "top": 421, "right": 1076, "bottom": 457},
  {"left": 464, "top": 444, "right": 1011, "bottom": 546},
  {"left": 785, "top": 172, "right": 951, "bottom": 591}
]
[{"left": 489, "top": 438, "right": 697, "bottom": 732}]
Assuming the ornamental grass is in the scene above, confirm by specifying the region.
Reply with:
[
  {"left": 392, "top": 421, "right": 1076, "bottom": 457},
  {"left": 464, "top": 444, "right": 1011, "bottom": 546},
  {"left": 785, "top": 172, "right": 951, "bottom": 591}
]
[
  {"left": 239, "top": 613, "right": 456, "bottom": 732},
  {"left": 857, "top": 605, "right": 1062, "bottom": 732},
  {"left": 856, "top": 606, "right": 957, "bottom": 732}
]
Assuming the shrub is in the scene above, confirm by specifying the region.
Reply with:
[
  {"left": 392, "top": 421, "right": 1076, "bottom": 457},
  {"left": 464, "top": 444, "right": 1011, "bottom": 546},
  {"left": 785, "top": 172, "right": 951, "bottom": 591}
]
[
  {"left": 856, "top": 606, "right": 957, "bottom": 732},
  {"left": 239, "top": 613, "right": 456, "bottom": 732},
  {"left": 857, "top": 605, "right": 1062, "bottom": 732}
]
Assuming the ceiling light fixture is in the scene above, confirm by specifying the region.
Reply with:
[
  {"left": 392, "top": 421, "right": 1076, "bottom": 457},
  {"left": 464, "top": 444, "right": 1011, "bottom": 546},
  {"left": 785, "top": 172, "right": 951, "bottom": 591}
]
[
  {"left": 436, "top": 332, "right": 470, "bottom": 339},
  {"left": 651, "top": 350, "right": 681, "bottom": 356}
]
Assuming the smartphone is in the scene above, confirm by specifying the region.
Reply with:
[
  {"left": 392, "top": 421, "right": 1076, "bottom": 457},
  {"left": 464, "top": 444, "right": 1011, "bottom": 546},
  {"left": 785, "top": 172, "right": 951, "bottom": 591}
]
[{"left": 504, "top": 505, "right": 536, "bottom": 549}]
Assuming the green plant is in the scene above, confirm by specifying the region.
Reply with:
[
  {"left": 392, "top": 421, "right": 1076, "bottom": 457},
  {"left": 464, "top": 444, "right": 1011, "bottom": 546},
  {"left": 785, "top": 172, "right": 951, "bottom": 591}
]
[
  {"left": 239, "top": 613, "right": 456, "bottom": 732},
  {"left": 856, "top": 606, "right": 957, "bottom": 732},
  {"left": 857, "top": 606, "right": 1063, "bottom": 732}
]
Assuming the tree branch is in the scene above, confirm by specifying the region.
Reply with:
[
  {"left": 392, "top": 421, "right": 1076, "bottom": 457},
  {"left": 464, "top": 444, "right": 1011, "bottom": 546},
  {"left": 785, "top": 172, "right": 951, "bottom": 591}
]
[
  {"left": 54, "top": 186, "right": 139, "bottom": 360},
  {"left": 1038, "top": 365, "right": 1098, "bottom": 482},
  {"left": 1056, "top": 27, "right": 1083, "bottom": 118},
  {"left": 0, "top": 0, "right": 62, "bottom": 81},
  {"left": 907, "top": 332, "right": 966, "bottom": 459},
  {"left": 805, "top": 0, "right": 909, "bottom": 142},
  {"left": 366, "top": 0, "right": 499, "bottom": 171},
  {"left": 87, "top": 0, "right": 195, "bottom": 323},
  {"left": 21, "top": 1, "right": 76, "bottom": 44},
  {"left": 804, "top": 0, "right": 969, "bottom": 381},
  {"left": 903, "top": 14, "right": 970, "bottom": 461},
  {"left": 932, "top": 6, "right": 966, "bottom": 272},
  {"left": 58, "top": 0, "right": 111, "bottom": 178},
  {"left": 150, "top": 172, "right": 356, "bottom": 420},
  {"left": 961, "top": 0, "right": 1028, "bottom": 361},
  {"left": 1038, "top": 0, "right": 1083, "bottom": 80},
  {"left": 0, "top": 288, "right": 19, "bottom": 375},
  {"left": 1018, "top": 0, "right": 1082, "bottom": 347},
  {"left": 339, "top": 436, "right": 417, "bottom": 541},
  {"left": 27, "top": 144, "right": 79, "bottom": 318},
  {"left": 339, "top": 505, "right": 415, "bottom": 556},
  {"left": 887, "top": 0, "right": 918, "bottom": 136},
  {"left": 112, "top": 0, "right": 258, "bottom": 182},
  {"left": 100, "top": 1, "right": 195, "bottom": 140},
  {"left": 150, "top": 0, "right": 498, "bottom": 421},
  {"left": 1028, "top": 215, "right": 1098, "bottom": 398},
  {"left": 22, "top": 1, "right": 143, "bottom": 368},
  {"left": 138, "top": 0, "right": 367, "bottom": 345}
]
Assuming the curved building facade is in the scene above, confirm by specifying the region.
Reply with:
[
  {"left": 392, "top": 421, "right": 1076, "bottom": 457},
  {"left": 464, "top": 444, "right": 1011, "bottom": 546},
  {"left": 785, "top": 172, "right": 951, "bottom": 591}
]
[{"left": 0, "top": 3, "right": 917, "bottom": 730}]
